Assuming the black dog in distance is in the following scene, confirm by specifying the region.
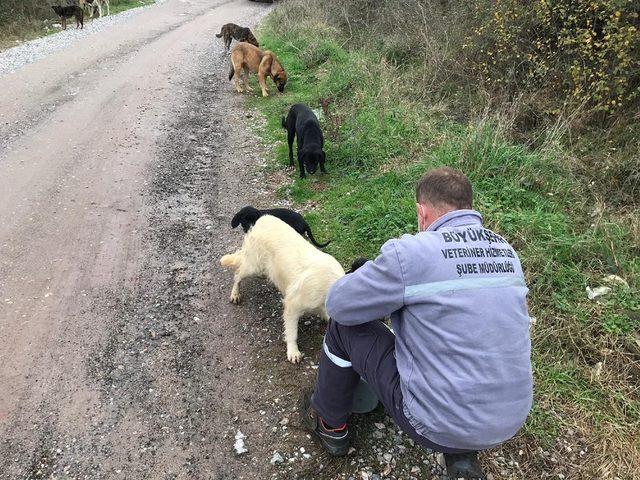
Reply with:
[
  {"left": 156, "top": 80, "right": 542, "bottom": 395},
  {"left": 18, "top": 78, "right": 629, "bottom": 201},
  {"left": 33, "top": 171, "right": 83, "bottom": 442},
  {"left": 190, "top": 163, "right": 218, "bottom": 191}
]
[{"left": 282, "top": 104, "right": 327, "bottom": 179}]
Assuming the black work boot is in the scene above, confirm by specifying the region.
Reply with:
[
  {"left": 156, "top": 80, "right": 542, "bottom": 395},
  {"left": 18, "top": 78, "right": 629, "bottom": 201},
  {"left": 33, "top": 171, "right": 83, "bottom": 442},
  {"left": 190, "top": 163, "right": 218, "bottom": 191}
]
[
  {"left": 300, "top": 389, "right": 350, "bottom": 456},
  {"left": 443, "top": 451, "right": 486, "bottom": 480}
]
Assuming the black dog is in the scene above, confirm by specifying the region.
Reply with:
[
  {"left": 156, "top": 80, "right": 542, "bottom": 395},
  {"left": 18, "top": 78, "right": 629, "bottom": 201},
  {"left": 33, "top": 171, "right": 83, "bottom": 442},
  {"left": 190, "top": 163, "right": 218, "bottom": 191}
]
[
  {"left": 52, "top": 6, "right": 84, "bottom": 30},
  {"left": 231, "top": 206, "right": 331, "bottom": 248},
  {"left": 282, "top": 104, "right": 326, "bottom": 179},
  {"left": 347, "top": 257, "right": 369, "bottom": 273}
]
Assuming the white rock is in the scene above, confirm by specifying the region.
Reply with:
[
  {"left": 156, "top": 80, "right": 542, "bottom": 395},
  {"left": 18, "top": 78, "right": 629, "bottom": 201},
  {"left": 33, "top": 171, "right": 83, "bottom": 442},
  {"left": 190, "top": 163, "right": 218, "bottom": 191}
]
[
  {"left": 270, "top": 452, "right": 284, "bottom": 465},
  {"left": 234, "top": 430, "right": 248, "bottom": 455}
]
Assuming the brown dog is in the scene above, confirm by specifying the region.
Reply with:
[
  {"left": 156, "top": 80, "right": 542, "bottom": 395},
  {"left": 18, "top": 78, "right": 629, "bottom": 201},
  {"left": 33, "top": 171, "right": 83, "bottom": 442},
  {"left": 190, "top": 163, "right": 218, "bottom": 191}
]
[
  {"left": 216, "top": 23, "right": 259, "bottom": 51},
  {"left": 228, "top": 42, "right": 287, "bottom": 97}
]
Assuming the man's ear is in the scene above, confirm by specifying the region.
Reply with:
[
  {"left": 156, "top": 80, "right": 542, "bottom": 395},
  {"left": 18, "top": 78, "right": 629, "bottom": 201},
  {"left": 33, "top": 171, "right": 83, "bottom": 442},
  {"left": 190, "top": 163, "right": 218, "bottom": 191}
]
[{"left": 417, "top": 202, "right": 429, "bottom": 232}]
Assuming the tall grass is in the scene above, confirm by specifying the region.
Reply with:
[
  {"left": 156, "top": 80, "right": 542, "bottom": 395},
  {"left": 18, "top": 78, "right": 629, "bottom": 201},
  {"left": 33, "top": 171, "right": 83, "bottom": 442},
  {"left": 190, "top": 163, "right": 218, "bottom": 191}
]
[{"left": 248, "top": 2, "right": 640, "bottom": 477}]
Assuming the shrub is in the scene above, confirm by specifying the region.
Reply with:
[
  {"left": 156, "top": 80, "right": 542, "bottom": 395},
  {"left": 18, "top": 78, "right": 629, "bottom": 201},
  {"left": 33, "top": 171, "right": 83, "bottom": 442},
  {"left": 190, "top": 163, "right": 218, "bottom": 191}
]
[{"left": 465, "top": 0, "right": 640, "bottom": 116}]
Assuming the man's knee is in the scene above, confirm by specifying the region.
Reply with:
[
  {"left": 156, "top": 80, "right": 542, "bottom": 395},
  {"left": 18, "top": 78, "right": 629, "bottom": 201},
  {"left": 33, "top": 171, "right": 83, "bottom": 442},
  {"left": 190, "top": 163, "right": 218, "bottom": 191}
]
[
  {"left": 325, "top": 320, "right": 392, "bottom": 359},
  {"left": 323, "top": 320, "right": 352, "bottom": 366}
]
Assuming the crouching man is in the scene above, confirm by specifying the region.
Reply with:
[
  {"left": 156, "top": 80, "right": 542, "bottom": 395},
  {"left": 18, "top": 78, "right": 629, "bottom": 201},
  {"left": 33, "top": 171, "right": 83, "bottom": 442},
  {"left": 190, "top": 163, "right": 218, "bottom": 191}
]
[{"left": 302, "top": 167, "right": 533, "bottom": 476}]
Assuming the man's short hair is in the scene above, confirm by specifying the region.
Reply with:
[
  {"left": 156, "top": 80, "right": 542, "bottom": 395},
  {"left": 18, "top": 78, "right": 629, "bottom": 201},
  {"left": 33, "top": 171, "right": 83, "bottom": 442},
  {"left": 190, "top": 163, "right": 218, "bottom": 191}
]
[{"left": 415, "top": 167, "right": 473, "bottom": 210}]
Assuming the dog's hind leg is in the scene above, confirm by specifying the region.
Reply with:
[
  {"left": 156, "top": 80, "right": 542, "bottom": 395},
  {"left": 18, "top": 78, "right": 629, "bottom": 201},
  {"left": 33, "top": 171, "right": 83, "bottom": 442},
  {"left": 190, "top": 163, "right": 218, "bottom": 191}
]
[
  {"left": 232, "top": 65, "right": 243, "bottom": 93},
  {"left": 282, "top": 300, "right": 304, "bottom": 364},
  {"left": 242, "top": 66, "right": 253, "bottom": 92},
  {"left": 221, "top": 252, "right": 258, "bottom": 304},
  {"left": 229, "top": 51, "right": 245, "bottom": 93}
]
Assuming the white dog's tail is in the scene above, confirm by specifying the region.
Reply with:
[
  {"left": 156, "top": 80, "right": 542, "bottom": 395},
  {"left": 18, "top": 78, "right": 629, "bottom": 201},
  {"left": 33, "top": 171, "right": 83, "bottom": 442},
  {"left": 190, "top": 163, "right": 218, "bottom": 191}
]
[{"left": 220, "top": 253, "right": 241, "bottom": 269}]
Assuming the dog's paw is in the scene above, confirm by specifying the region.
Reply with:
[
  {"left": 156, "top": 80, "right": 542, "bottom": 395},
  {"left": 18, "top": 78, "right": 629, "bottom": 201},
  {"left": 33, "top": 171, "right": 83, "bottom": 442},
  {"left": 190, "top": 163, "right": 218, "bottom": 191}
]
[
  {"left": 287, "top": 348, "right": 304, "bottom": 364},
  {"left": 262, "top": 91, "right": 269, "bottom": 97},
  {"left": 230, "top": 292, "right": 241, "bottom": 304}
]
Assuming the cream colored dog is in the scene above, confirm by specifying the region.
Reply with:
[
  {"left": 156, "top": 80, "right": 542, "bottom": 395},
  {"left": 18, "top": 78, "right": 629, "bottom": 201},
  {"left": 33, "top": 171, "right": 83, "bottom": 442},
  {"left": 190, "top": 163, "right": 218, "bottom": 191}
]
[{"left": 220, "top": 215, "right": 344, "bottom": 363}]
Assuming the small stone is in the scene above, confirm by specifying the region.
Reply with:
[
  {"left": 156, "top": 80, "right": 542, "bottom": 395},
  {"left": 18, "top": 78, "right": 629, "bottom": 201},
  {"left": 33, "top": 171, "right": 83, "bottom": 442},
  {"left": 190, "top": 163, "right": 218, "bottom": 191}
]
[
  {"left": 233, "top": 430, "right": 248, "bottom": 455},
  {"left": 374, "top": 422, "right": 385, "bottom": 430},
  {"left": 270, "top": 452, "right": 284, "bottom": 465}
]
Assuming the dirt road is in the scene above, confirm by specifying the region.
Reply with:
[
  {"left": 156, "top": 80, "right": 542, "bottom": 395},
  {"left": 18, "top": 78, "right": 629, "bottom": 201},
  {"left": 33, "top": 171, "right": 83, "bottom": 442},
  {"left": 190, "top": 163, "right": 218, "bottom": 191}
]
[
  {"left": 0, "top": 1, "right": 313, "bottom": 478},
  {"left": 0, "top": 2, "right": 450, "bottom": 479}
]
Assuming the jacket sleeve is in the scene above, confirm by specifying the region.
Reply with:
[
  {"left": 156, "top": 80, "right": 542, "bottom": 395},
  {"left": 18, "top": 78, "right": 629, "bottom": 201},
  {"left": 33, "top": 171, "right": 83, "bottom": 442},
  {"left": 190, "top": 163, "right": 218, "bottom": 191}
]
[{"left": 326, "top": 240, "right": 405, "bottom": 326}]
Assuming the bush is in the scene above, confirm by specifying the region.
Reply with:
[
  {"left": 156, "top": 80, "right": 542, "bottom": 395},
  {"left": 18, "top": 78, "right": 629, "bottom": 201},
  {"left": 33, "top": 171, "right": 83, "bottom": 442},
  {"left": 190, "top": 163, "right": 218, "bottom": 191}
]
[{"left": 465, "top": 0, "right": 640, "bottom": 116}]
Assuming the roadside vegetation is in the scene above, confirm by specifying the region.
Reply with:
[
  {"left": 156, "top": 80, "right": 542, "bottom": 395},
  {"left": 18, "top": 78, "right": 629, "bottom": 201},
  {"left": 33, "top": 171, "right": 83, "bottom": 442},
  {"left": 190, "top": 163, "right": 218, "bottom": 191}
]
[
  {"left": 0, "top": 0, "right": 155, "bottom": 50},
  {"left": 248, "top": 0, "right": 640, "bottom": 477}
]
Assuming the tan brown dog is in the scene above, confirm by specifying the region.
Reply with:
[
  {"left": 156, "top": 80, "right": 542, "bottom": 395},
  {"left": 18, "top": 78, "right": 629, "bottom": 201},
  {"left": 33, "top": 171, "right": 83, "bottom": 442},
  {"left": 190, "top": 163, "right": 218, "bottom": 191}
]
[
  {"left": 228, "top": 42, "right": 287, "bottom": 97},
  {"left": 216, "top": 23, "right": 259, "bottom": 51}
]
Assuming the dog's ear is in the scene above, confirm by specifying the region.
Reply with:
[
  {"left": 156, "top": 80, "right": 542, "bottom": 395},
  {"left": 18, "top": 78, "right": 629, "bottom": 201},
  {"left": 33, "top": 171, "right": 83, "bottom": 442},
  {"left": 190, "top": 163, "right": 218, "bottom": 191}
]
[
  {"left": 249, "top": 210, "right": 261, "bottom": 224},
  {"left": 231, "top": 212, "right": 241, "bottom": 229}
]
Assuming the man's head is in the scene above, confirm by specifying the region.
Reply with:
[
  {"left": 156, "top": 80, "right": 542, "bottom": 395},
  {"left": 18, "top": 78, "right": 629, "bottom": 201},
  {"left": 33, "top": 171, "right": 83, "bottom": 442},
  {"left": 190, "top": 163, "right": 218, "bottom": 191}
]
[{"left": 415, "top": 167, "right": 472, "bottom": 231}]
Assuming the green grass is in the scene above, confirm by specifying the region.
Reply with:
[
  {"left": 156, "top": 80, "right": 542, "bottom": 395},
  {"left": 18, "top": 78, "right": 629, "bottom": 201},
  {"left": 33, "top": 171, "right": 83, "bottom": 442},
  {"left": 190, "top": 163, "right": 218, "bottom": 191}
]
[{"left": 247, "top": 12, "right": 640, "bottom": 477}]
